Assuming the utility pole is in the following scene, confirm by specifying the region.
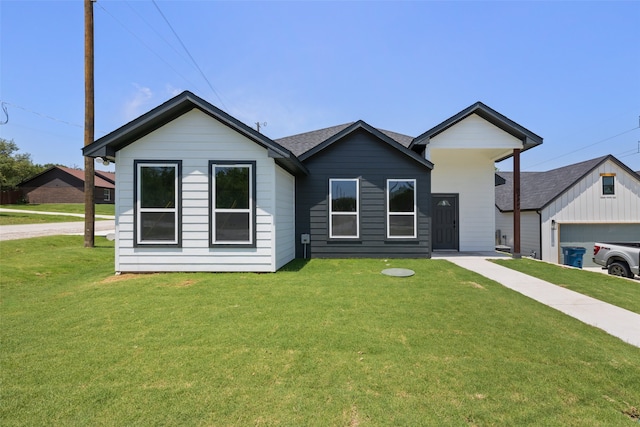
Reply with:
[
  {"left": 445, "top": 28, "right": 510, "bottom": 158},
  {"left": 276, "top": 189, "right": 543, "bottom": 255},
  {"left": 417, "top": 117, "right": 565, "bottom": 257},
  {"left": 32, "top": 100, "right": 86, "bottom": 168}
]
[{"left": 84, "top": 0, "right": 95, "bottom": 248}]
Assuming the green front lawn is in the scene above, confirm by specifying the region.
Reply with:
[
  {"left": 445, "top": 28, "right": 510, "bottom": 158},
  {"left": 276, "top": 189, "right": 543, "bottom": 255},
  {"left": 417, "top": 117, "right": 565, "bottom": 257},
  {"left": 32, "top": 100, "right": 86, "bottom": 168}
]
[
  {"left": 2, "top": 237, "right": 639, "bottom": 426},
  {"left": 0, "top": 211, "right": 84, "bottom": 225},
  {"left": 494, "top": 258, "right": 640, "bottom": 315}
]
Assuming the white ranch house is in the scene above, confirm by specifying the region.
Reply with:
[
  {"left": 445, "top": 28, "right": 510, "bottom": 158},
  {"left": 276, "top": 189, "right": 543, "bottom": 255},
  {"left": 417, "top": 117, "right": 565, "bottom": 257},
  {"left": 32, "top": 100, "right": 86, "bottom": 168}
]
[{"left": 83, "top": 91, "right": 542, "bottom": 273}]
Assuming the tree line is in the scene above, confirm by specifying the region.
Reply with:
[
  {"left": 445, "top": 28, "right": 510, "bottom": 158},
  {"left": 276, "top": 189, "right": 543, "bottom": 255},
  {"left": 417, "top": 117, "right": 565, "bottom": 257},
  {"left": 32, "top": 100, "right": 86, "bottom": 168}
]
[{"left": 0, "top": 138, "right": 62, "bottom": 191}]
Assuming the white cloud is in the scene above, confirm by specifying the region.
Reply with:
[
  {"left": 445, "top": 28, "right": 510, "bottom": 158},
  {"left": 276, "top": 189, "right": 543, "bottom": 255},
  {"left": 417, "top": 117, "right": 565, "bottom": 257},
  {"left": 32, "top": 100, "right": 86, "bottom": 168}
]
[
  {"left": 165, "top": 84, "right": 182, "bottom": 98},
  {"left": 122, "top": 84, "right": 153, "bottom": 121}
]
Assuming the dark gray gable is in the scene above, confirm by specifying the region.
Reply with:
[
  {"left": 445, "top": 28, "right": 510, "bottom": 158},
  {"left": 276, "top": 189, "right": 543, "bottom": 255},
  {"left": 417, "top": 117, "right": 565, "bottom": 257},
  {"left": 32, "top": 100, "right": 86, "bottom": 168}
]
[
  {"left": 411, "top": 102, "right": 543, "bottom": 161},
  {"left": 279, "top": 120, "right": 433, "bottom": 169},
  {"left": 82, "top": 91, "right": 308, "bottom": 176},
  {"left": 275, "top": 123, "right": 414, "bottom": 157},
  {"left": 494, "top": 155, "right": 634, "bottom": 212}
]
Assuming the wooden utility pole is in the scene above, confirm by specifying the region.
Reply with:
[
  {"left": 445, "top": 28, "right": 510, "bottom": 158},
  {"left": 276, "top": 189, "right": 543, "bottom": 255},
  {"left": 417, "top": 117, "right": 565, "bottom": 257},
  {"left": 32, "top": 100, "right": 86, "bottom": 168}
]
[
  {"left": 84, "top": 0, "right": 95, "bottom": 248},
  {"left": 513, "top": 148, "right": 521, "bottom": 259}
]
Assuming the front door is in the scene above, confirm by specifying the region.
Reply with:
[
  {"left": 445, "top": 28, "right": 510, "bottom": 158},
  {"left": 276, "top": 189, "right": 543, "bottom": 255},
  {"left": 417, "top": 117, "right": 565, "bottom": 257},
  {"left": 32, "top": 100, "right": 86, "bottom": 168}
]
[{"left": 432, "top": 194, "right": 459, "bottom": 250}]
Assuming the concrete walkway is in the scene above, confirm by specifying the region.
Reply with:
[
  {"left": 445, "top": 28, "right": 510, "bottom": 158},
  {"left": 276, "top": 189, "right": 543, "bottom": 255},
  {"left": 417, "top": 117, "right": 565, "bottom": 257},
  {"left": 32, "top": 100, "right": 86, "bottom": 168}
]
[{"left": 441, "top": 255, "right": 640, "bottom": 348}]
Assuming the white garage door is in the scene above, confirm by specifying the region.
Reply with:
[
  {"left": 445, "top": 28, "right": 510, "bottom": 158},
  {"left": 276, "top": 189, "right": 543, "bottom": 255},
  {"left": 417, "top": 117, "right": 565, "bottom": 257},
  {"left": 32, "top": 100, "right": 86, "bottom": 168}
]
[{"left": 559, "top": 224, "right": 640, "bottom": 267}]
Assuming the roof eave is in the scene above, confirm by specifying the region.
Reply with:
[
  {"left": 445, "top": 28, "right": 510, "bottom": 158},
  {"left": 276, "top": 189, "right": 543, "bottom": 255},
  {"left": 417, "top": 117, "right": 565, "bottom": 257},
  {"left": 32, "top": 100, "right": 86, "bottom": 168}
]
[
  {"left": 83, "top": 91, "right": 308, "bottom": 176},
  {"left": 299, "top": 120, "right": 433, "bottom": 170},
  {"left": 410, "top": 102, "right": 544, "bottom": 154}
]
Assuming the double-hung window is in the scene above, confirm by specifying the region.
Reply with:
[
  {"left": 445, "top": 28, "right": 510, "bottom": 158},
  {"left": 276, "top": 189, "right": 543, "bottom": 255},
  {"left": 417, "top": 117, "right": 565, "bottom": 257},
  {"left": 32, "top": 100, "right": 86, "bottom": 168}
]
[
  {"left": 210, "top": 161, "right": 255, "bottom": 246},
  {"left": 329, "top": 178, "right": 359, "bottom": 238},
  {"left": 134, "top": 160, "right": 181, "bottom": 246},
  {"left": 387, "top": 179, "right": 417, "bottom": 238},
  {"left": 601, "top": 174, "right": 615, "bottom": 196}
]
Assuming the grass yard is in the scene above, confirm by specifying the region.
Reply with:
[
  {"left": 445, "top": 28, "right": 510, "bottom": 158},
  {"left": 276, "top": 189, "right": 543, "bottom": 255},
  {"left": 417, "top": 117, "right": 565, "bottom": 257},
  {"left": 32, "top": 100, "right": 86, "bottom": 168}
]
[
  {"left": 0, "top": 203, "right": 115, "bottom": 225},
  {"left": 0, "top": 211, "right": 84, "bottom": 225},
  {"left": 494, "top": 258, "right": 640, "bottom": 315},
  {"left": 2, "top": 237, "right": 640, "bottom": 426},
  {"left": 0, "top": 203, "right": 115, "bottom": 216}
]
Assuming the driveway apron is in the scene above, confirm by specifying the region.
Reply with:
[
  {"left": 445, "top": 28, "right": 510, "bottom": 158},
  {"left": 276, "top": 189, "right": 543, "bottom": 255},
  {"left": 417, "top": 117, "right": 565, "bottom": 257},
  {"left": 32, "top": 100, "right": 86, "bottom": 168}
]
[{"left": 445, "top": 256, "right": 640, "bottom": 348}]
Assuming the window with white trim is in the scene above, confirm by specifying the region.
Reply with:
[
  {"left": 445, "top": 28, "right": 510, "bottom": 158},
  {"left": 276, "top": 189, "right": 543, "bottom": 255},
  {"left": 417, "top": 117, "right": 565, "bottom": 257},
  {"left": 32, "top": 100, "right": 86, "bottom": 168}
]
[
  {"left": 134, "top": 161, "right": 181, "bottom": 246},
  {"left": 329, "top": 178, "right": 359, "bottom": 238},
  {"left": 103, "top": 188, "right": 111, "bottom": 202},
  {"left": 602, "top": 174, "right": 615, "bottom": 195},
  {"left": 387, "top": 179, "right": 417, "bottom": 238},
  {"left": 210, "top": 161, "right": 255, "bottom": 246}
]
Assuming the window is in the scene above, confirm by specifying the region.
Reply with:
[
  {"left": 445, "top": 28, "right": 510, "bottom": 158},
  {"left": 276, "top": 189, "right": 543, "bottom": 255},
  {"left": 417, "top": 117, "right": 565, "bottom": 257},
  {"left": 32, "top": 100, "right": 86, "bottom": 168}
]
[
  {"left": 602, "top": 174, "right": 615, "bottom": 195},
  {"left": 210, "top": 161, "right": 255, "bottom": 246},
  {"left": 329, "top": 179, "right": 359, "bottom": 238},
  {"left": 103, "top": 188, "right": 111, "bottom": 202},
  {"left": 134, "top": 161, "right": 181, "bottom": 246},
  {"left": 387, "top": 179, "right": 417, "bottom": 238}
]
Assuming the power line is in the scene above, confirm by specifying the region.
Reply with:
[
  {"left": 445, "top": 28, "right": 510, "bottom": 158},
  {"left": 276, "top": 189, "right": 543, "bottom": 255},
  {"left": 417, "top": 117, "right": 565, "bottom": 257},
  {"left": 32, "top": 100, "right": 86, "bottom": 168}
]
[
  {"left": 0, "top": 101, "right": 112, "bottom": 135},
  {"left": 151, "top": 0, "right": 228, "bottom": 111},
  {"left": 95, "top": 1, "right": 204, "bottom": 94},
  {"left": 525, "top": 125, "right": 639, "bottom": 170},
  {"left": 1, "top": 101, "right": 81, "bottom": 129},
  {"left": 123, "top": 1, "right": 190, "bottom": 66}
]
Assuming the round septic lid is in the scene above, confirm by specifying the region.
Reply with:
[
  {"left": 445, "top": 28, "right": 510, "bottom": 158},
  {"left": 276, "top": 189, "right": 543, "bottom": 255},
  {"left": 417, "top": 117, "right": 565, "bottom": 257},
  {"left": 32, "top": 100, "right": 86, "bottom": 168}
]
[{"left": 381, "top": 268, "right": 415, "bottom": 277}]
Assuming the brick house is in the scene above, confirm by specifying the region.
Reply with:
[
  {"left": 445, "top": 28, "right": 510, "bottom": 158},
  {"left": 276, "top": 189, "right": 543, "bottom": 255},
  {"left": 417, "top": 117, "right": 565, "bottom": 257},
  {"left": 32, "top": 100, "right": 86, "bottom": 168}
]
[{"left": 18, "top": 166, "right": 115, "bottom": 204}]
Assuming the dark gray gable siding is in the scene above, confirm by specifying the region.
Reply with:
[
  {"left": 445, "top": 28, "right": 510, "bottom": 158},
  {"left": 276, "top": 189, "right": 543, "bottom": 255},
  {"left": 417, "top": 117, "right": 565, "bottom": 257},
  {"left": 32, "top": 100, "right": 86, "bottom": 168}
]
[
  {"left": 276, "top": 123, "right": 415, "bottom": 157},
  {"left": 295, "top": 128, "right": 431, "bottom": 258}
]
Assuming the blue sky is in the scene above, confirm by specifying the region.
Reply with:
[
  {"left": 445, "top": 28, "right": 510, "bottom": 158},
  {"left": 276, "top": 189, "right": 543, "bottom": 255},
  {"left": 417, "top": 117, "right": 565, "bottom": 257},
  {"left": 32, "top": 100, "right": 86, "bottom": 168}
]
[{"left": 1, "top": 0, "right": 639, "bottom": 172}]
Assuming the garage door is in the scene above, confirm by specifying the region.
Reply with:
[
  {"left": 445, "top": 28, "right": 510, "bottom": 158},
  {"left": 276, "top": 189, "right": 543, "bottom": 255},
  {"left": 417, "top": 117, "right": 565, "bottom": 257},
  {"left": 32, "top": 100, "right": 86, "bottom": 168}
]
[{"left": 559, "top": 224, "right": 640, "bottom": 268}]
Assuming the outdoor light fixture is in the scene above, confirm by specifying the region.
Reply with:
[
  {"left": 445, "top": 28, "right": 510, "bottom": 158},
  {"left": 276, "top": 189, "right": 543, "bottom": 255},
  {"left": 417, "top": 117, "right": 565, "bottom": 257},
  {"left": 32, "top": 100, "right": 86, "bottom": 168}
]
[{"left": 551, "top": 219, "right": 556, "bottom": 230}]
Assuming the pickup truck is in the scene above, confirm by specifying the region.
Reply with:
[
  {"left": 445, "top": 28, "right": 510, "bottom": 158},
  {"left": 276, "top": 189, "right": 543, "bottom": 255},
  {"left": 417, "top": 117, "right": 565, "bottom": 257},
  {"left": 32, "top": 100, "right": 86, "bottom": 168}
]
[{"left": 593, "top": 242, "right": 640, "bottom": 279}]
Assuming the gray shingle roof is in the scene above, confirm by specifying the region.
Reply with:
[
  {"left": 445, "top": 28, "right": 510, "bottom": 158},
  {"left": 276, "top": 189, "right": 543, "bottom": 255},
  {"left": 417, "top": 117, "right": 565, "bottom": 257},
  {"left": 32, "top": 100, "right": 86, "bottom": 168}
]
[
  {"left": 275, "top": 123, "right": 355, "bottom": 157},
  {"left": 275, "top": 123, "right": 414, "bottom": 157},
  {"left": 496, "top": 155, "right": 611, "bottom": 211}
]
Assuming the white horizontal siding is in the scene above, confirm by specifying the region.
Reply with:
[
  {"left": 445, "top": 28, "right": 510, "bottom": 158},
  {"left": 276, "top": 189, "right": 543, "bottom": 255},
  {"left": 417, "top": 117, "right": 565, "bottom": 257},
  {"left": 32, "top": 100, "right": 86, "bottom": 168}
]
[
  {"left": 274, "top": 165, "right": 295, "bottom": 269},
  {"left": 114, "top": 109, "right": 283, "bottom": 272},
  {"left": 495, "top": 208, "right": 541, "bottom": 258}
]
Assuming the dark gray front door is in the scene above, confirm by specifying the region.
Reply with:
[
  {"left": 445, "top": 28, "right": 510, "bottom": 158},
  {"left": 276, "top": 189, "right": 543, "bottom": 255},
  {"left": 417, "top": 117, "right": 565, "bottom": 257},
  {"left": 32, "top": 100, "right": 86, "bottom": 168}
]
[{"left": 432, "top": 194, "right": 459, "bottom": 250}]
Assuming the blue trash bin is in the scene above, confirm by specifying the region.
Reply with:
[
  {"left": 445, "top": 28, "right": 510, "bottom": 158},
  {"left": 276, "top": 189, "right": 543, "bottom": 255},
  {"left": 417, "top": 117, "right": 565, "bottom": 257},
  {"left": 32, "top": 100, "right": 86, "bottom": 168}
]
[{"left": 562, "top": 247, "right": 586, "bottom": 269}]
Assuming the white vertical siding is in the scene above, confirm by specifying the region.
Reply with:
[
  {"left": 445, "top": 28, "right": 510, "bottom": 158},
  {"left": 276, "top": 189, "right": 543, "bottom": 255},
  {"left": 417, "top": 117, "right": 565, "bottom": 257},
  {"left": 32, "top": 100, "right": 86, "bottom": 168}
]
[
  {"left": 430, "top": 149, "right": 496, "bottom": 251},
  {"left": 274, "top": 165, "right": 295, "bottom": 269},
  {"left": 538, "top": 160, "right": 640, "bottom": 264},
  {"left": 429, "top": 114, "right": 523, "bottom": 149},
  {"left": 114, "top": 109, "right": 286, "bottom": 272},
  {"left": 429, "top": 114, "right": 524, "bottom": 252}
]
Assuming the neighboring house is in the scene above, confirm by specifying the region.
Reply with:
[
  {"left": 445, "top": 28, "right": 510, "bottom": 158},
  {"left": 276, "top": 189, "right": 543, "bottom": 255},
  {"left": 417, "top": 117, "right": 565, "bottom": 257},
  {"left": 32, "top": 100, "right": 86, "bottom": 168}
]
[
  {"left": 83, "top": 91, "right": 542, "bottom": 273},
  {"left": 495, "top": 155, "right": 640, "bottom": 267},
  {"left": 18, "top": 166, "right": 115, "bottom": 204}
]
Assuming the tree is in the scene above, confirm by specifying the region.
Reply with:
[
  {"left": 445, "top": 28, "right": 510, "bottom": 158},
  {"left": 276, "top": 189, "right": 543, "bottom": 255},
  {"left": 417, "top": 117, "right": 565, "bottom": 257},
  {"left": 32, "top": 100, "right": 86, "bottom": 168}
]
[{"left": 0, "top": 138, "right": 47, "bottom": 190}]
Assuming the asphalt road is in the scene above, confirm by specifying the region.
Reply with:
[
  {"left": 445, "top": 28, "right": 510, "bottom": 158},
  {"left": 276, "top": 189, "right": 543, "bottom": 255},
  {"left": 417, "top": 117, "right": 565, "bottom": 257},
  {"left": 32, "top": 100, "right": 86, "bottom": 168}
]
[{"left": 0, "top": 220, "right": 115, "bottom": 241}]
